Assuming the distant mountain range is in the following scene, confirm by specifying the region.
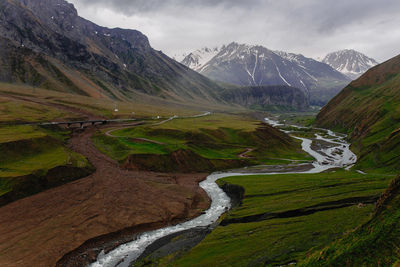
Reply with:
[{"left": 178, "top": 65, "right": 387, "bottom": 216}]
[
  {"left": 180, "top": 42, "right": 352, "bottom": 105},
  {"left": 180, "top": 44, "right": 380, "bottom": 105},
  {"left": 322, "top": 49, "right": 379, "bottom": 79}
]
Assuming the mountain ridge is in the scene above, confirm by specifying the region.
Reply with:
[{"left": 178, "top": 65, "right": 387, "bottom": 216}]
[{"left": 0, "top": 0, "right": 227, "bottom": 105}]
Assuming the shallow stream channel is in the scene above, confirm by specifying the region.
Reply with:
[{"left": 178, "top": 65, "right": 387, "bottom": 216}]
[{"left": 90, "top": 118, "right": 357, "bottom": 267}]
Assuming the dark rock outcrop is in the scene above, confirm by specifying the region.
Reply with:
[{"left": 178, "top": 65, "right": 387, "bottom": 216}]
[
  {"left": 220, "top": 85, "right": 309, "bottom": 111},
  {"left": 219, "top": 182, "right": 245, "bottom": 208}
]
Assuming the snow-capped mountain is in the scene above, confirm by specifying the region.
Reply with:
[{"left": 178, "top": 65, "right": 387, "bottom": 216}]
[
  {"left": 322, "top": 49, "right": 379, "bottom": 79},
  {"left": 179, "top": 46, "right": 223, "bottom": 72},
  {"left": 181, "top": 42, "right": 350, "bottom": 105}
]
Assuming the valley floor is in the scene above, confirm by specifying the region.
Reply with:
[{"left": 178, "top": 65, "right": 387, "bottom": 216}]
[{"left": 1, "top": 84, "right": 397, "bottom": 266}]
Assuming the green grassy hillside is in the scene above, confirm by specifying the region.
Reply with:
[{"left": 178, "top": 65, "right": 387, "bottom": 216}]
[
  {"left": 316, "top": 54, "right": 400, "bottom": 173},
  {"left": 136, "top": 171, "right": 394, "bottom": 266}
]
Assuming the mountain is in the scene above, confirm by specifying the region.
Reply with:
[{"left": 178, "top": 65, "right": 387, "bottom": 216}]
[
  {"left": 0, "top": 0, "right": 228, "bottom": 105},
  {"left": 181, "top": 42, "right": 351, "bottom": 105},
  {"left": 316, "top": 53, "right": 400, "bottom": 172},
  {"left": 322, "top": 49, "right": 379, "bottom": 80}
]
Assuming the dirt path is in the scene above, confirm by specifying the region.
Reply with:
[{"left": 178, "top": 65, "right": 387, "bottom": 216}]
[
  {"left": 0, "top": 126, "right": 210, "bottom": 267},
  {"left": 238, "top": 148, "right": 254, "bottom": 158},
  {"left": 104, "top": 124, "right": 166, "bottom": 145}
]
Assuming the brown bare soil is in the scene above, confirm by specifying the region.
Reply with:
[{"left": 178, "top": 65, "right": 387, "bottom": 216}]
[{"left": 0, "top": 127, "right": 210, "bottom": 267}]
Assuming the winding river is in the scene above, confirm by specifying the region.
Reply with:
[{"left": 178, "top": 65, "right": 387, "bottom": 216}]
[{"left": 90, "top": 118, "right": 357, "bottom": 267}]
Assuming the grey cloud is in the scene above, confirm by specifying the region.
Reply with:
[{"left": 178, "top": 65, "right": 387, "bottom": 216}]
[
  {"left": 69, "top": 0, "right": 400, "bottom": 62},
  {"left": 74, "top": 0, "right": 265, "bottom": 15}
]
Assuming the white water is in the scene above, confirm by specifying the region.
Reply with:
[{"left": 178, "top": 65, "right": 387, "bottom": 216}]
[
  {"left": 90, "top": 118, "right": 357, "bottom": 267},
  {"left": 264, "top": 117, "right": 284, "bottom": 127}
]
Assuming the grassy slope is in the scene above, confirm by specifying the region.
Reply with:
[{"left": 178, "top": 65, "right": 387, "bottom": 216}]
[
  {"left": 142, "top": 171, "right": 394, "bottom": 266},
  {"left": 300, "top": 175, "right": 400, "bottom": 266},
  {"left": 93, "top": 114, "right": 311, "bottom": 168},
  {"left": 0, "top": 83, "right": 231, "bottom": 122},
  {"left": 315, "top": 54, "right": 400, "bottom": 173},
  {"left": 0, "top": 95, "right": 75, "bottom": 123}
]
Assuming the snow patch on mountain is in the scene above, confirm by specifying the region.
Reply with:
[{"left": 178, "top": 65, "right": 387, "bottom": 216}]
[{"left": 179, "top": 46, "right": 223, "bottom": 71}]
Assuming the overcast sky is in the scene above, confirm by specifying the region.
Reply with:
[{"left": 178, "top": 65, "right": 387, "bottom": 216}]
[{"left": 69, "top": 0, "right": 400, "bottom": 62}]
